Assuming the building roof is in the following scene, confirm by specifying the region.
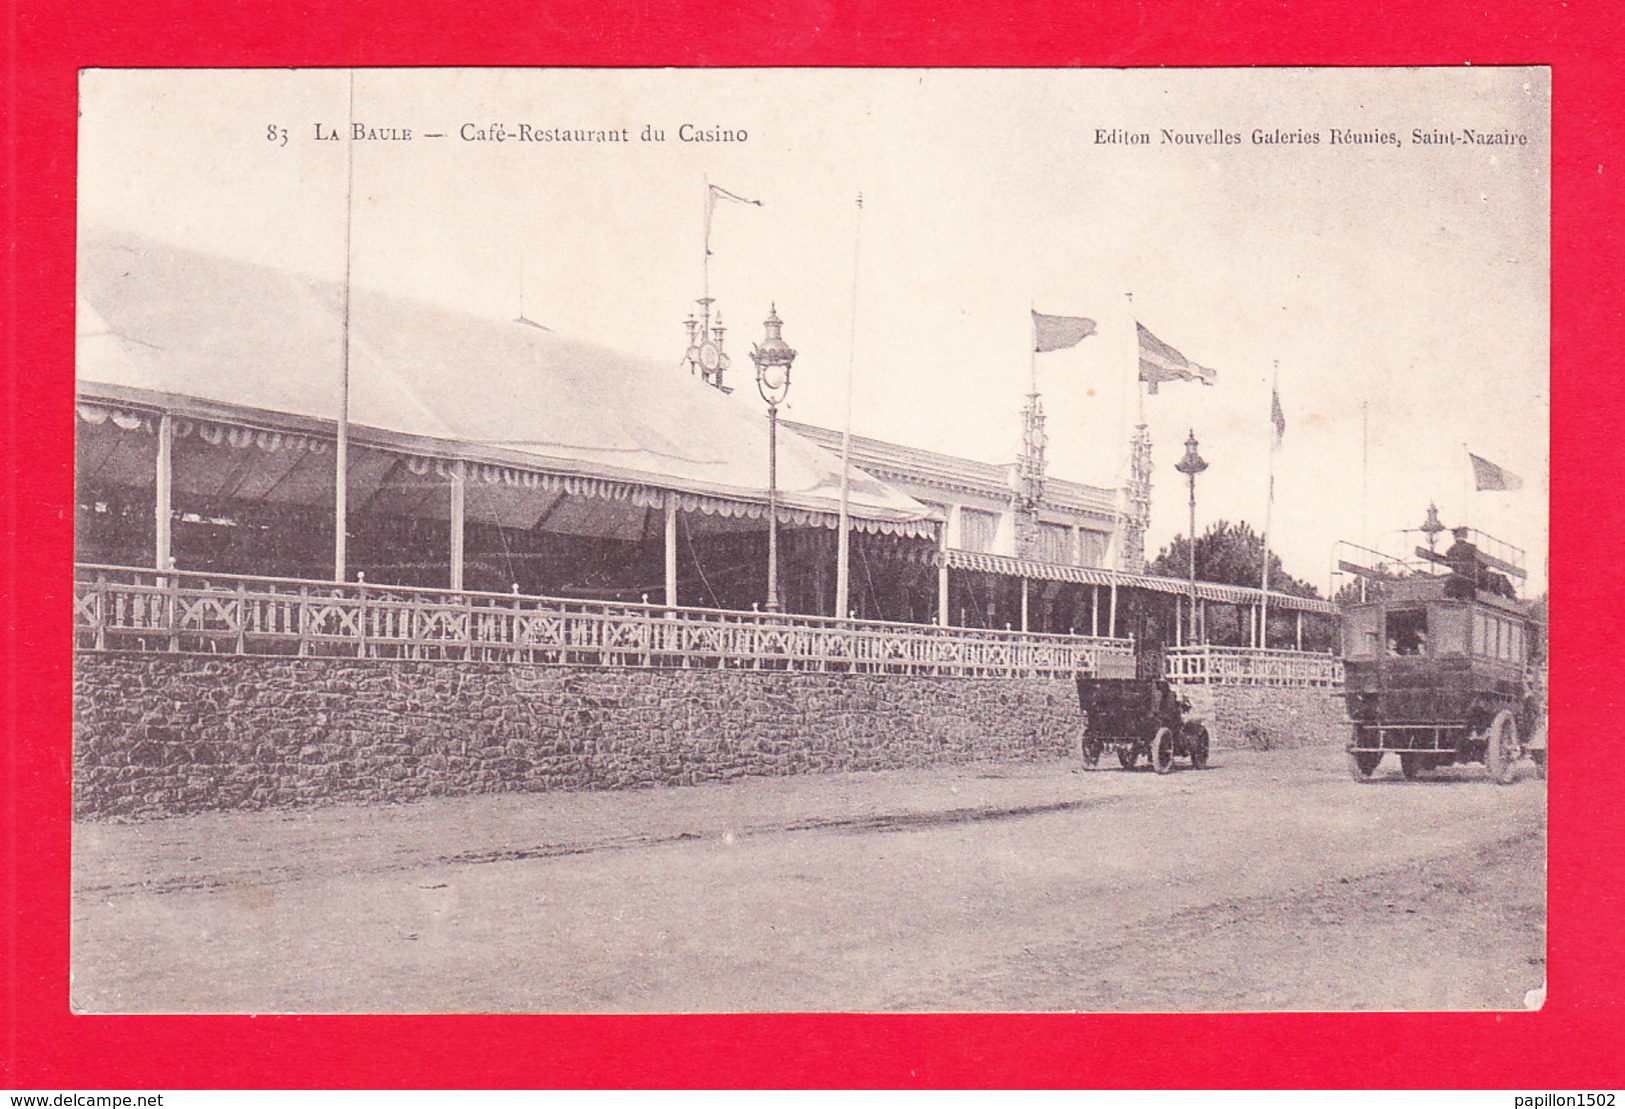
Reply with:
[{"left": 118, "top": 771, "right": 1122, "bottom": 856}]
[
  {"left": 945, "top": 550, "right": 1338, "bottom": 614},
  {"left": 781, "top": 420, "right": 1119, "bottom": 523},
  {"left": 76, "top": 231, "right": 937, "bottom": 538}
]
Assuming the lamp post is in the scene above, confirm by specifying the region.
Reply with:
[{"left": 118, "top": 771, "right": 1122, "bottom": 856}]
[
  {"left": 750, "top": 304, "right": 797, "bottom": 613},
  {"left": 1174, "top": 429, "right": 1208, "bottom": 643},
  {"left": 1420, "top": 501, "right": 1446, "bottom": 553}
]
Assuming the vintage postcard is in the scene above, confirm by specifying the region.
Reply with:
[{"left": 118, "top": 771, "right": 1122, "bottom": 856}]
[{"left": 71, "top": 67, "right": 1548, "bottom": 1014}]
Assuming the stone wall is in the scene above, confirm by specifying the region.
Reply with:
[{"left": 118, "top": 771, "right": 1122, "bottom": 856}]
[
  {"left": 1176, "top": 682, "right": 1347, "bottom": 750},
  {"left": 73, "top": 654, "right": 1081, "bottom": 820}
]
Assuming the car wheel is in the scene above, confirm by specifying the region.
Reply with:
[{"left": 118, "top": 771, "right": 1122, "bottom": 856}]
[
  {"left": 1080, "top": 731, "right": 1102, "bottom": 769},
  {"left": 1187, "top": 724, "right": 1210, "bottom": 770},
  {"left": 1151, "top": 727, "right": 1175, "bottom": 775}
]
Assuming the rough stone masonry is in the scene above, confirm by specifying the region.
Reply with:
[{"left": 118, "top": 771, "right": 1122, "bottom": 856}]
[
  {"left": 73, "top": 654, "right": 1346, "bottom": 820},
  {"left": 73, "top": 655, "right": 1081, "bottom": 820}
]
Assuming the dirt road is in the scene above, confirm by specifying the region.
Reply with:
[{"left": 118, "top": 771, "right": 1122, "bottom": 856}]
[{"left": 72, "top": 745, "right": 1545, "bottom": 1013}]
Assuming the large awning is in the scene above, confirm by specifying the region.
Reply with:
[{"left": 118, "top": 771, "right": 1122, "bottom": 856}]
[
  {"left": 76, "top": 231, "right": 939, "bottom": 540},
  {"left": 945, "top": 550, "right": 1337, "bottom": 614}
]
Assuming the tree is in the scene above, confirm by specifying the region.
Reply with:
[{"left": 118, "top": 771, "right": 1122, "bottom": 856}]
[
  {"left": 1149, "top": 521, "right": 1328, "bottom": 649},
  {"left": 1148, "top": 520, "right": 1320, "bottom": 599},
  {"left": 1332, "top": 562, "right": 1404, "bottom": 606}
]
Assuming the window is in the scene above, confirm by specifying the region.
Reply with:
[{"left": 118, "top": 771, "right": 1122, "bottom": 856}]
[
  {"left": 1428, "top": 605, "right": 1469, "bottom": 656},
  {"left": 958, "top": 508, "right": 1000, "bottom": 554},
  {"left": 1034, "top": 523, "right": 1074, "bottom": 565},
  {"left": 1344, "top": 606, "right": 1381, "bottom": 657},
  {"left": 1385, "top": 609, "right": 1427, "bottom": 656},
  {"left": 1077, "top": 529, "right": 1109, "bottom": 568}
]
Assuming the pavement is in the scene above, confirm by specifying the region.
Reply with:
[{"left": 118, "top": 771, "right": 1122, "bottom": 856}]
[{"left": 71, "top": 744, "right": 1547, "bottom": 1013}]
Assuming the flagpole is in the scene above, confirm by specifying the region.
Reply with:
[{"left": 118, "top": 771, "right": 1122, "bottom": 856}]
[
  {"left": 1260, "top": 362, "right": 1278, "bottom": 650},
  {"left": 1360, "top": 400, "right": 1369, "bottom": 548},
  {"left": 1030, "top": 302, "right": 1038, "bottom": 396},
  {"left": 1125, "top": 292, "right": 1151, "bottom": 578},
  {"left": 334, "top": 69, "right": 355, "bottom": 584},
  {"left": 1462, "top": 442, "right": 1471, "bottom": 532},
  {"left": 836, "top": 191, "right": 863, "bottom": 621}
]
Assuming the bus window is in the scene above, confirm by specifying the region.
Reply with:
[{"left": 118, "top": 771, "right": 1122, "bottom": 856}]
[
  {"left": 1474, "top": 610, "right": 1490, "bottom": 656},
  {"left": 1386, "top": 609, "right": 1427, "bottom": 656},
  {"left": 1428, "top": 605, "right": 1469, "bottom": 656}
]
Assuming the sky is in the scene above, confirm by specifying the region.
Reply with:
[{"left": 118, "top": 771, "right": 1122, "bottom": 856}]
[{"left": 78, "top": 67, "right": 1549, "bottom": 595}]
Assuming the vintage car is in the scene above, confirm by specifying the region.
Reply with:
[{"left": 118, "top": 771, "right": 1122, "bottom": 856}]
[
  {"left": 1075, "top": 676, "right": 1210, "bottom": 774},
  {"left": 1338, "top": 528, "right": 1544, "bottom": 783}
]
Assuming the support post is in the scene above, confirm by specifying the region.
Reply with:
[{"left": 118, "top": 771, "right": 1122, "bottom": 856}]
[
  {"left": 1186, "top": 476, "right": 1199, "bottom": 642},
  {"left": 665, "top": 495, "right": 679, "bottom": 612},
  {"left": 334, "top": 70, "right": 356, "bottom": 584},
  {"left": 937, "top": 555, "right": 949, "bottom": 628},
  {"left": 1296, "top": 610, "right": 1304, "bottom": 651},
  {"left": 835, "top": 505, "right": 850, "bottom": 619},
  {"left": 1020, "top": 577, "right": 1029, "bottom": 633},
  {"left": 1091, "top": 584, "right": 1100, "bottom": 637},
  {"left": 154, "top": 412, "right": 173, "bottom": 572},
  {"left": 449, "top": 459, "right": 465, "bottom": 591},
  {"left": 766, "top": 403, "right": 780, "bottom": 613},
  {"left": 1109, "top": 577, "right": 1119, "bottom": 638}
]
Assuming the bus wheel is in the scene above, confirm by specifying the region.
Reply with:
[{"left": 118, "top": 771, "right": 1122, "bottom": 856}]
[
  {"left": 1485, "top": 710, "right": 1520, "bottom": 786},
  {"left": 1400, "top": 753, "right": 1423, "bottom": 780},
  {"left": 1349, "top": 750, "right": 1383, "bottom": 780}
]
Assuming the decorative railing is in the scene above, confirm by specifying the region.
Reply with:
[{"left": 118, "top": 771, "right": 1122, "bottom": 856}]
[
  {"left": 1163, "top": 644, "right": 1344, "bottom": 688},
  {"left": 72, "top": 564, "right": 1136, "bottom": 680}
]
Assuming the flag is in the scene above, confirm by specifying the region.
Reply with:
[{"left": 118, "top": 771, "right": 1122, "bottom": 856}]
[
  {"left": 1137, "top": 322, "right": 1217, "bottom": 394},
  {"left": 1032, "top": 310, "right": 1097, "bottom": 352},
  {"left": 704, "top": 183, "right": 762, "bottom": 255},
  {"left": 1469, "top": 452, "right": 1523, "bottom": 491},
  {"left": 1270, "top": 386, "right": 1286, "bottom": 446}
]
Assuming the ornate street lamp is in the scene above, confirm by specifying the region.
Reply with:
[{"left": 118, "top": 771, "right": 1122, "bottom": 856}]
[
  {"left": 750, "top": 304, "right": 797, "bottom": 613},
  {"left": 1420, "top": 501, "right": 1446, "bottom": 553},
  {"left": 1174, "top": 429, "right": 1208, "bottom": 643}
]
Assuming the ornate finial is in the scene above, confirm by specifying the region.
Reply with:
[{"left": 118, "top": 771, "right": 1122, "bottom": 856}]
[
  {"left": 684, "top": 296, "right": 733, "bottom": 391},
  {"left": 1175, "top": 429, "right": 1208, "bottom": 476},
  {"left": 750, "top": 304, "right": 797, "bottom": 405},
  {"left": 1421, "top": 502, "right": 1446, "bottom": 549}
]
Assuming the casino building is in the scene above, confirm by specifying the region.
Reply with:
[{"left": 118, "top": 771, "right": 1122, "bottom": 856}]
[{"left": 73, "top": 230, "right": 1336, "bottom": 675}]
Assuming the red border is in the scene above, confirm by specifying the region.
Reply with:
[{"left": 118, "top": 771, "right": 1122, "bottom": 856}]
[{"left": 5, "top": 0, "right": 1622, "bottom": 1090}]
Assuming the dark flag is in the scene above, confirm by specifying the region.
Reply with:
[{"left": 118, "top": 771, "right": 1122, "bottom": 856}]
[
  {"left": 1032, "top": 311, "right": 1097, "bottom": 352},
  {"left": 1137, "top": 322, "right": 1217, "bottom": 394},
  {"left": 1469, "top": 452, "right": 1523, "bottom": 491}
]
